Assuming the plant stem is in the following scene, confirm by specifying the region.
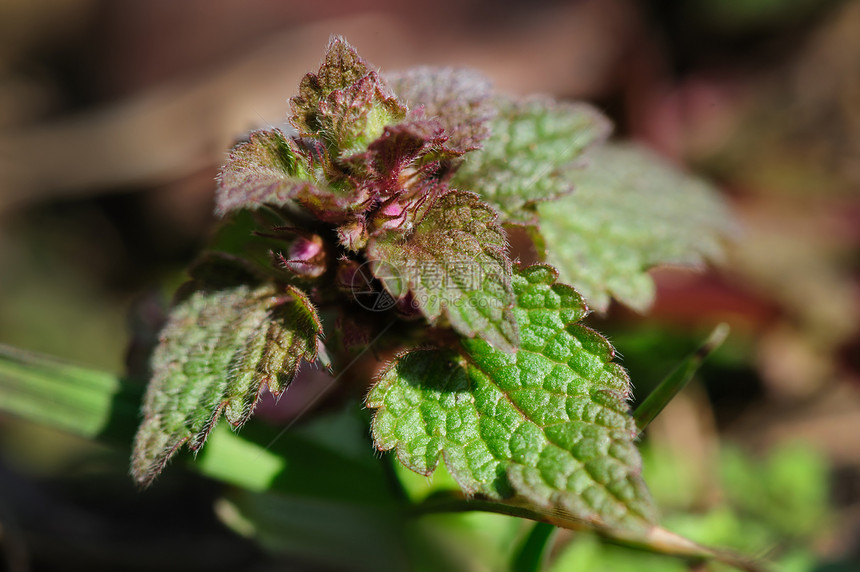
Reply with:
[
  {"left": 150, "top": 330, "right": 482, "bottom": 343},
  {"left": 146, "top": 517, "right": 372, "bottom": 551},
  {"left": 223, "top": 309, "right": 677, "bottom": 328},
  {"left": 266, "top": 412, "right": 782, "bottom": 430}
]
[{"left": 411, "top": 492, "right": 768, "bottom": 572}]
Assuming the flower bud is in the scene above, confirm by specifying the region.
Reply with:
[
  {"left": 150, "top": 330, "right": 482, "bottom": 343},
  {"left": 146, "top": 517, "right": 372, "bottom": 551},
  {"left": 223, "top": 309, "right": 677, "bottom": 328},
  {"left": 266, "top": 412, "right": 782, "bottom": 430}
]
[{"left": 278, "top": 234, "right": 327, "bottom": 279}]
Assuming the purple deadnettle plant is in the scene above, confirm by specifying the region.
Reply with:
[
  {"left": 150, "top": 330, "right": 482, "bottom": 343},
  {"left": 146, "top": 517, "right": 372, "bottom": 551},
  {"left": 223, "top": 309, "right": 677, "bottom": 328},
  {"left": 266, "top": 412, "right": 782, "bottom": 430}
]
[{"left": 131, "top": 36, "right": 749, "bottom": 569}]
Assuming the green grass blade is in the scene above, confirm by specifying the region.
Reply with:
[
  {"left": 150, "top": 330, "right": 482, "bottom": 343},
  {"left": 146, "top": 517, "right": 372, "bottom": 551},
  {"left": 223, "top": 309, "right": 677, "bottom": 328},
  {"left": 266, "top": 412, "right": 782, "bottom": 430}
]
[
  {"left": 0, "top": 344, "right": 140, "bottom": 442},
  {"left": 633, "top": 324, "right": 729, "bottom": 433},
  {"left": 511, "top": 521, "right": 557, "bottom": 572}
]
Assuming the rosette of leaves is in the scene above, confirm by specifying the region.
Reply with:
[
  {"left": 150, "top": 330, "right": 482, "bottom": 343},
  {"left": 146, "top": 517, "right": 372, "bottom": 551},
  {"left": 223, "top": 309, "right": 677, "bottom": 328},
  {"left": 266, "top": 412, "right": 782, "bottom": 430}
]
[{"left": 131, "top": 36, "right": 735, "bottom": 548}]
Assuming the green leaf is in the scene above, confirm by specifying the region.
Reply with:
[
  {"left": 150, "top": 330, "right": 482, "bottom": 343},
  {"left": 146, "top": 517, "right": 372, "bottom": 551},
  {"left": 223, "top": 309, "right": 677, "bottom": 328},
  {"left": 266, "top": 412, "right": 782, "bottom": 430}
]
[
  {"left": 197, "top": 422, "right": 286, "bottom": 492},
  {"left": 385, "top": 66, "right": 496, "bottom": 152},
  {"left": 367, "top": 264, "right": 657, "bottom": 532},
  {"left": 537, "top": 143, "right": 737, "bottom": 312},
  {"left": 451, "top": 97, "right": 611, "bottom": 223},
  {"left": 367, "top": 190, "right": 519, "bottom": 352},
  {"left": 131, "top": 282, "right": 322, "bottom": 486}
]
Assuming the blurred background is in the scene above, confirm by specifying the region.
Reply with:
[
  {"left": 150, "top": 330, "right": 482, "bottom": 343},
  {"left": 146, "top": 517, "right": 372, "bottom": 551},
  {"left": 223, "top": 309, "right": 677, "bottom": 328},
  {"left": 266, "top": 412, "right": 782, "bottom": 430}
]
[{"left": 0, "top": 0, "right": 858, "bottom": 570}]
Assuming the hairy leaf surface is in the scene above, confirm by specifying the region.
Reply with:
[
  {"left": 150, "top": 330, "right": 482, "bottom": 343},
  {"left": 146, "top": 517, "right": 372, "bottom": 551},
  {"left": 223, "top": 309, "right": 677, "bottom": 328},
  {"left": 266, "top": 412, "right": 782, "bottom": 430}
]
[
  {"left": 315, "top": 73, "right": 406, "bottom": 158},
  {"left": 451, "top": 97, "right": 611, "bottom": 223},
  {"left": 367, "top": 191, "right": 518, "bottom": 351},
  {"left": 216, "top": 129, "right": 373, "bottom": 224},
  {"left": 367, "top": 265, "right": 657, "bottom": 531},
  {"left": 132, "top": 283, "right": 322, "bottom": 486},
  {"left": 290, "top": 36, "right": 373, "bottom": 135},
  {"left": 385, "top": 67, "right": 496, "bottom": 152},
  {"left": 215, "top": 129, "right": 321, "bottom": 217},
  {"left": 290, "top": 36, "right": 405, "bottom": 157},
  {"left": 538, "top": 143, "right": 737, "bottom": 312}
]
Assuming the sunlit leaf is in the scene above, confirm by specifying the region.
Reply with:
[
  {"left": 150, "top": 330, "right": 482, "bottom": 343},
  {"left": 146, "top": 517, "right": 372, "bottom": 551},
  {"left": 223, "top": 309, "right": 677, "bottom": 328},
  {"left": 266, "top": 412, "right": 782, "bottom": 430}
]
[
  {"left": 452, "top": 97, "right": 611, "bottom": 223},
  {"left": 215, "top": 128, "right": 321, "bottom": 217},
  {"left": 538, "top": 143, "right": 737, "bottom": 312},
  {"left": 367, "top": 264, "right": 657, "bottom": 531},
  {"left": 131, "top": 282, "right": 322, "bottom": 486},
  {"left": 290, "top": 36, "right": 405, "bottom": 157},
  {"left": 367, "top": 190, "right": 518, "bottom": 351}
]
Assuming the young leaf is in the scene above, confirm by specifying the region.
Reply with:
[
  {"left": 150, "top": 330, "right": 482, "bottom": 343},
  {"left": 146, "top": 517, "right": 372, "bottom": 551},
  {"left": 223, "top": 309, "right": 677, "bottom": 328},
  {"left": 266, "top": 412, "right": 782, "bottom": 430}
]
[
  {"left": 131, "top": 283, "right": 322, "bottom": 486},
  {"left": 385, "top": 66, "right": 496, "bottom": 152},
  {"left": 367, "top": 265, "right": 657, "bottom": 532},
  {"left": 214, "top": 128, "right": 320, "bottom": 217},
  {"left": 290, "top": 36, "right": 406, "bottom": 157},
  {"left": 348, "top": 119, "right": 453, "bottom": 225},
  {"left": 537, "top": 143, "right": 738, "bottom": 312},
  {"left": 290, "top": 36, "right": 373, "bottom": 135},
  {"left": 315, "top": 72, "right": 407, "bottom": 158},
  {"left": 451, "top": 97, "right": 611, "bottom": 223},
  {"left": 366, "top": 190, "right": 518, "bottom": 352},
  {"left": 216, "top": 129, "right": 376, "bottom": 224}
]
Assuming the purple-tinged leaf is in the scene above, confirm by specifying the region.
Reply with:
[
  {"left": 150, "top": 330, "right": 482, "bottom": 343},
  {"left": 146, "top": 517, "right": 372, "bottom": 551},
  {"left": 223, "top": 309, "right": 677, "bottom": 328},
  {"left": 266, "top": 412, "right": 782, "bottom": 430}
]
[
  {"left": 131, "top": 282, "right": 322, "bottom": 487},
  {"left": 216, "top": 129, "right": 373, "bottom": 224},
  {"left": 215, "top": 129, "right": 321, "bottom": 217},
  {"left": 385, "top": 67, "right": 496, "bottom": 152},
  {"left": 290, "top": 36, "right": 373, "bottom": 134},
  {"left": 290, "top": 36, "right": 406, "bottom": 157},
  {"left": 351, "top": 120, "right": 457, "bottom": 234},
  {"left": 367, "top": 190, "right": 518, "bottom": 351},
  {"left": 355, "top": 120, "right": 450, "bottom": 185},
  {"left": 315, "top": 73, "right": 407, "bottom": 158}
]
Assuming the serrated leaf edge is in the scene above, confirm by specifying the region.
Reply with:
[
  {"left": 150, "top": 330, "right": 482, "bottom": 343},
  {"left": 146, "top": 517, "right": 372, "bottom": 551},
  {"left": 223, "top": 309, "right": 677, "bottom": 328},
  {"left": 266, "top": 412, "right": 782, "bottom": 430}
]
[{"left": 132, "top": 284, "right": 323, "bottom": 487}]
